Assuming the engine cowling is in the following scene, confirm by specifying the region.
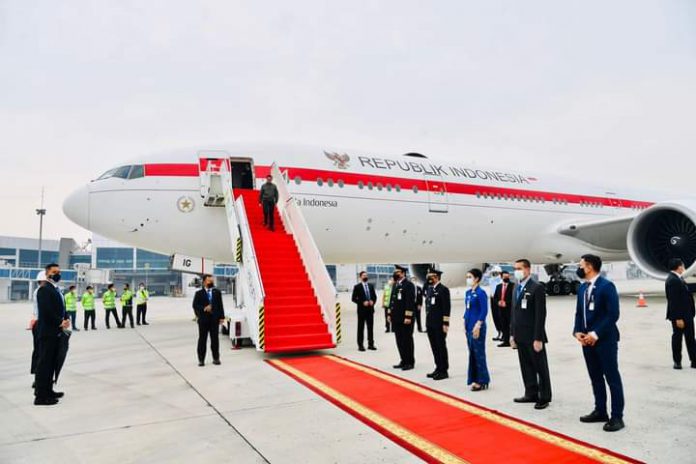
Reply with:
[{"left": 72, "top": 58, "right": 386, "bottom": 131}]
[
  {"left": 627, "top": 201, "right": 696, "bottom": 279},
  {"left": 410, "top": 263, "right": 485, "bottom": 288}
]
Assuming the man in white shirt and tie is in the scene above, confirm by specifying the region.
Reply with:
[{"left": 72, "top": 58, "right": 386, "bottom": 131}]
[{"left": 352, "top": 271, "right": 378, "bottom": 351}]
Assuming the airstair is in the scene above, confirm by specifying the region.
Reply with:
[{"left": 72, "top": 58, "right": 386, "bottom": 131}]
[{"left": 199, "top": 154, "right": 339, "bottom": 353}]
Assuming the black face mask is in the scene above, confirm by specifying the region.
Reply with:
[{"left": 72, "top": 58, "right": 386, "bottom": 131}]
[
  {"left": 51, "top": 272, "right": 61, "bottom": 283},
  {"left": 393, "top": 272, "right": 400, "bottom": 280},
  {"left": 206, "top": 283, "right": 214, "bottom": 289},
  {"left": 576, "top": 268, "right": 586, "bottom": 279},
  {"left": 502, "top": 277, "right": 510, "bottom": 283},
  {"left": 361, "top": 277, "right": 368, "bottom": 282}
]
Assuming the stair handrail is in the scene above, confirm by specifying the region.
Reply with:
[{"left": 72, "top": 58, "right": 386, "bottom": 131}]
[{"left": 270, "top": 163, "right": 339, "bottom": 344}]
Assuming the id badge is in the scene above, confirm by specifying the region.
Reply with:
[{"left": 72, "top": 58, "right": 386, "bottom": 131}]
[
  {"left": 521, "top": 298, "right": 528, "bottom": 310},
  {"left": 589, "top": 302, "right": 595, "bottom": 311},
  {"left": 431, "top": 297, "right": 436, "bottom": 305},
  {"left": 398, "top": 292, "right": 402, "bottom": 301}
]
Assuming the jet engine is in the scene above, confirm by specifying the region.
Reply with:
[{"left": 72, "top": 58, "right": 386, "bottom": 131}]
[{"left": 627, "top": 201, "right": 696, "bottom": 279}]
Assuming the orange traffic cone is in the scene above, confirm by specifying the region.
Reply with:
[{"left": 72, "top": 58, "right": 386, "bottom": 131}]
[{"left": 636, "top": 292, "right": 648, "bottom": 308}]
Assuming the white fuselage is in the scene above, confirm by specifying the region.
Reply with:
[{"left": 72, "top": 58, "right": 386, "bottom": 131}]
[{"left": 63, "top": 145, "right": 664, "bottom": 266}]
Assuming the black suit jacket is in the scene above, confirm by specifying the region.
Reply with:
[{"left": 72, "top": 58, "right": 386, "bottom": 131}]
[
  {"left": 415, "top": 284, "right": 424, "bottom": 308},
  {"left": 425, "top": 284, "right": 451, "bottom": 329},
  {"left": 665, "top": 272, "right": 695, "bottom": 321},
  {"left": 493, "top": 281, "right": 515, "bottom": 311},
  {"left": 511, "top": 278, "right": 548, "bottom": 343},
  {"left": 351, "top": 282, "right": 377, "bottom": 309},
  {"left": 37, "top": 284, "right": 66, "bottom": 338},
  {"left": 389, "top": 279, "right": 416, "bottom": 324},
  {"left": 193, "top": 288, "right": 225, "bottom": 319}
]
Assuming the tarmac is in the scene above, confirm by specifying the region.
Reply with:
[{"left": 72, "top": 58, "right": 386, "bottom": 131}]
[{"left": 0, "top": 291, "right": 693, "bottom": 464}]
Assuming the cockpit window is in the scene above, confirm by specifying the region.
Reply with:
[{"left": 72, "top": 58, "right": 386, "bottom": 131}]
[
  {"left": 128, "top": 165, "right": 144, "bottom": 179},
  {"left": 97, "top": 165, "right": 132, "bottom": 180}
]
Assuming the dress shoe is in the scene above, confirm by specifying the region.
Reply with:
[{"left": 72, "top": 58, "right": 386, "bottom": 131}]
[
  {"left": 492, "top": 336, "right": 500, "bottom": 341},
  {"left": 674, "top": 363, "right": 682, "bottom": 370},
  {"left": 358, "top": 346, "right": 366, "bottom": 352},
  {"left": 427, "top": 371, "right": 438, "bottom": 378},
  {"left": 534, "top": 401, "right": 550, "bottom": 410},
  {"left": 49, "top": 391, "right": 64, "bottom": 399},
  {"left": 498, "top": 342, "right": 511, "bottom": 347},
  {"left": 471, "top": 383, "right": 489, "bottom": 392},
  {"left": 580, "top": 410, "right": 609, "bottom": 423},
  {"left": 143, "top": 322, "right": 150, "bottom": 325},
  {"left": 34, "top": 397, "right": 59, "bottom": 406},
  {"left": 198, "top": 361, "right": 205, "bottom": 367},
  {"left": 213, "top": 359, "right": 221, "bottom": 365},
  {"left": 393, "top": 363, "right": 404, "bottom": 369},
  {"left": 401, "top": 365, "right": 414, "bottom": 371},
  {"left": 432, "top": 372, "right": 449, "bottom": 381},
  {"left": 514, "top": 396, "right": 537, "bottom": 403},
  {"left": 603, "top": 418, "right": 625, "bottom": 432},
  {"left": 368, "top": 346, "right": 377, "bottom": 351}
]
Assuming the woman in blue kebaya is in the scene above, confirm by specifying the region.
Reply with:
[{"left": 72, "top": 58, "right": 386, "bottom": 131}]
[{"left": 464, "top": 268, "right": 490, "bottom": 391}]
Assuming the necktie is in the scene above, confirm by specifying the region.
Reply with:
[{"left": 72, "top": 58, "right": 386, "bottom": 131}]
[
  {"left": 207, "top": 290, "right": 212, "bottom": 303},
  {"left": 500, "top": 283, "right": 506, "bottom": 304},
  {"left": 516, "top": 284, "right": 523, "bottom": 302},
  {"left": 364, "top": 283, "right": 370, "bottom": 300}
]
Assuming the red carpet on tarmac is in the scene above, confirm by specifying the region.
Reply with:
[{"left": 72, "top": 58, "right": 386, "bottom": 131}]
[{"left": 268, "top": 355, "right": 642, "bottom": 464}]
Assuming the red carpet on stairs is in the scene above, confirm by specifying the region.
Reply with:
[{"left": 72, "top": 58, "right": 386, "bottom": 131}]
[
  {"left": 268, "top": 355, "right": 643, "bottom": 464},
  {"left": 235, "top": 189, "right": 335, "bottom": 353}
]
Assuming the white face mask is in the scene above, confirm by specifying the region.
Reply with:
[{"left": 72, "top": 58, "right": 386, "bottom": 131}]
[
  {"left": 514, "top": 270, "right": 526, "bottom": 281},
  {"left": 466, "top": 277, "right": 474, "bottom": 287}
]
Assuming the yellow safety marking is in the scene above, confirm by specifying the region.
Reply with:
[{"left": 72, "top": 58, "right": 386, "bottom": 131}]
[
  {"left": 258, "top": 304, "right": 265, "bottom": 350},
  {"left": 335, "top": 302, "right": 342, "bottom": 344}
]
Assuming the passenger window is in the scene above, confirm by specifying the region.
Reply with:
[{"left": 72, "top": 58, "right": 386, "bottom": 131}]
[
  {"left": 367, "top": 182, "right": 373, "bottom": 190},
  {"left": 358, "top": 181, "right": 364, "bottom": 189},
  {"left": 386, "top": 184, "right": 392, "bottom": 191},
  {"left": 412, "top": 185, "right": 418, "bottom": 193},
  {"left": 294, "top": 176, "right": 302, "bottom": 185},
  {"left": 327, "top": 178, "right": 334, "bottom": 187},
  {"left": 337, "top": 179, "right": 344, "bottom": 188},
  {"left": 129, "top": 165, "right": 144, "bottom": 179},
  {"left": 317, "top": 178, "right": 324, "bottom": 186},
  {"left": 395, "top": 185, "right": 401, "bottom": 192},
  {"left": 376, "top": 183, "right": 383, "bottom": 191}
]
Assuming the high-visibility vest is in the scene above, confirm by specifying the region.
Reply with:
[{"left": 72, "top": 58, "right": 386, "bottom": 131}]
[
  {"left": 121, "top": 289, "right": 134, "bottom": 306},
  {"left": 81, "top": 292, "right": 95, "bottom": 310},
  {"left": 65, "top": 292, "right": 78, "bottom": 312},
  {"left": 103, "top": 290, "right": 117, "bottom": 309},
  {"left": 136, "top": 289, "right": 149, "bottom": 305},
  {"left": 382, "top": 283, "right": 392, "bottom": 307}
]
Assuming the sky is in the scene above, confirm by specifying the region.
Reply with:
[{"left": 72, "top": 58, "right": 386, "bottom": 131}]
[{"left": 1, "top": 0, "right": 695, "bottom": 244}]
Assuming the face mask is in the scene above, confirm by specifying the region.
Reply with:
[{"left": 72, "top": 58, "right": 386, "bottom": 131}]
[
  {"left": 427, "top": 278, "right": 435, "bottom": 285},
  {"left": 361, "top": 277, "right": 368, "bottom": 282},
  {"left": 502, "top": 277, "right": 510, "bottom": 283},
  {"left": 51, "top": 273, "right": 61, "bottom": 283},
  {"left": 514, "top": 270, "right": 525, "bottom": 281},
  {"left": 206, "top": 283, "right": 214, "bottom": 289},
  {"left": 466, "top": 277, "right": 474, "bottom": 287},
  {"left": 393, "top": 272, "right": 400, "bottom": 280},
  {"left": 139, "top": 286, "right": 144, "bottom": 290},
  {"left": 576, "top": 268, "right": 586, "bottom": 279}
]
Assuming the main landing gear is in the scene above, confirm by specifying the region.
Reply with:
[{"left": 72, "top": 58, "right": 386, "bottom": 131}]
[{"left": 543, "top": 264, "right": 581, "bottom": 296}]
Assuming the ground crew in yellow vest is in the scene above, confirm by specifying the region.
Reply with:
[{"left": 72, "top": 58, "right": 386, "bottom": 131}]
[
  {"left": 64, "top": 285, "right": 80, "bottom": 332},
  {"left": 382, "top": 278, "right": 394, "bottom": 333},
  {"left": 136, "top": 283, "right": 150, "bottom": 325},
  {"left": 120, "top": 283, "right": 134, "bottom": 328},
  {"left": 82, "top": 286, "right": 96, "bottom": 330},
  {"left": 103, "top": 284, "right": 121, "bottom": 329}
]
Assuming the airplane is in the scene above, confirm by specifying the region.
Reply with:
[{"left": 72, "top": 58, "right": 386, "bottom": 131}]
[{"left": 62, "top": 144, "right": 696, "bottom": 292}]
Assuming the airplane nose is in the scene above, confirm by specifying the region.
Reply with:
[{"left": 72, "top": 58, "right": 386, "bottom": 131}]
[{"left": 63, "top": 185, "right": 90, "bottom": 229}]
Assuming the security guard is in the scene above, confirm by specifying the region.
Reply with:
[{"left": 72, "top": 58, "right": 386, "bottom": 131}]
[
  {"left": 425, "top": 269, "right": 450, "bottom": 380},
  {"left": 103, "top": 284, "right": 121, "bottom": 329},
  {"left": 120, "top": 284, "right": 134, "bottom": 328},
  {"left": 136, "top": 283, "right": 150, "bottom": 325},
  {"left": 82, "top": 286, "right": 96, "bottom": 330},
  {"left": 64, "top": 285, "right": 79, "bottom": 332},
  {"left": 382, "top": 278, "right": 394, "bottom": 333},
  {"left": 389, "top": 265, "right": 416, "bottom": 370}
]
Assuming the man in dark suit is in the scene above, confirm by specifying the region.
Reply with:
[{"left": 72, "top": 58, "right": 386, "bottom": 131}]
[
  {"left": 665, "top": 258, "right": 696, "bottom": 369},
  {"left": 493, "top": 270, "right": 515, "bottom": 347},
  {"left": 425, "top": 269, "right": 451, "bottom": 380},
  {"left": 412, "top": 277, "right": 425, "bottom": 333},
  {"left": 574, "top": 254, "right": 625, "bottom": 432},
  {"left": 389, "top": 265, "right": 416, "bottom": 370},
  {"left": 192, "top": 274, "right": 226, "bottom": 366},
  {"left": 351, "top": 271, "right": 378, "bottom": 351},
  {"left": 511, "top": 259, "right": 551, "bottom": 410},
  {"left": 34, "top": 263, "right": 70, "bottom": 406}
]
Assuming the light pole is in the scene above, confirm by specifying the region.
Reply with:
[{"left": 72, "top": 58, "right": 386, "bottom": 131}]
[{"left": 36, "top": 188, "right": 46, "bottom": 268}]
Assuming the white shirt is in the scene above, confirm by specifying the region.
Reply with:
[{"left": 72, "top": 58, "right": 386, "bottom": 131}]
[{"left": 585, "top": 275, "right": 600, "bottom": 340}]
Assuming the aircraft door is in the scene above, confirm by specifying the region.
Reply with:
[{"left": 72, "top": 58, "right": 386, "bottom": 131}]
[
  {"left": 424, "top": 174, "right": 449, "bottom": 213},
  {"left": 229, "top": 158, "right": 255, "bottom": 189}
]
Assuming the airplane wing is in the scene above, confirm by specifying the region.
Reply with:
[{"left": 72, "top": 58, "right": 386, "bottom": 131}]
[{"left": 557, "top": 215, "right": 636, "bottom": 251}]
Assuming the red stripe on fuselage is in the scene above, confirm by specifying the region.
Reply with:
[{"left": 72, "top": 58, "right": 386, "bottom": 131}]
[{"left": 142, "top": 163, "right": 654, "bottom": 209}]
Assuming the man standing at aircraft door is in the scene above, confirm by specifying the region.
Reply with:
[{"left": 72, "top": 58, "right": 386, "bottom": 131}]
[
  {"left": 352, "top": 271, "right": 378, "bottom": 351},
  {"left": 573, "top": 254, "right": 625, "bottom": 432},
  {"left": 193, "top": 274, "right": 225, "bottom": 366},
  {"left": 259, "top": 174, "right": 279, "bottom": 231},
  {"left": 389, "top": 265, "right": 416, "bottom": 370}
]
